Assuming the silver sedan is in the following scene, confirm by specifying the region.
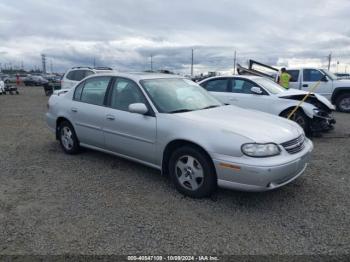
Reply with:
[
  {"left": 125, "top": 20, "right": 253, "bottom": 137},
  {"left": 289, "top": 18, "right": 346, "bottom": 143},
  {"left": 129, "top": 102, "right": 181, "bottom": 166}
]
[{"left": 46, "top": 73, "right": 313, "bottom": 198}]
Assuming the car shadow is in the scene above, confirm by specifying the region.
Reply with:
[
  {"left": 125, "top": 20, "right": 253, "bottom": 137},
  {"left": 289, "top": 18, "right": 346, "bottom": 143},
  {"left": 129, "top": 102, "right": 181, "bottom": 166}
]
[{"left": 47, "top": 141, "right": 306, "bottom": 211}]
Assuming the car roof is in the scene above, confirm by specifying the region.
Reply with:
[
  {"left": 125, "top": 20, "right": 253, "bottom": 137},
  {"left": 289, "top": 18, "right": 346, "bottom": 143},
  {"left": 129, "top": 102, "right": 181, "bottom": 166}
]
[
  {"left": 198, "top": 75, "right": 263, "bottom": 82},
  {"left": 84, "top": 72, "right": 185, "bottom": 82}
]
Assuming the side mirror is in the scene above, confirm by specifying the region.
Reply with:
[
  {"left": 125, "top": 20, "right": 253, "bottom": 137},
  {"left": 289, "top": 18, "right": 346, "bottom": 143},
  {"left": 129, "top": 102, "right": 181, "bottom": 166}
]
[
  {"left": 321, "top": 75, "right": 328, "bottom": 82},
  {"left": 129, "top": 103, "right": 148, "bottom": 115},
  {"left": 251, "top": 86, "right": 263, "bottom": 95}
]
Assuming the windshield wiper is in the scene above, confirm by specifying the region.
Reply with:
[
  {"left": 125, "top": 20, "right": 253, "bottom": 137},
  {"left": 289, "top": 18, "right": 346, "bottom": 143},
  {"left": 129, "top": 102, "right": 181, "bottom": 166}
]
[
  {"left": 168, "top": 109, "right": 194, "bottom": 113},
  {"left": 200, "top": 105, "right": 221, "bottom": 110}
]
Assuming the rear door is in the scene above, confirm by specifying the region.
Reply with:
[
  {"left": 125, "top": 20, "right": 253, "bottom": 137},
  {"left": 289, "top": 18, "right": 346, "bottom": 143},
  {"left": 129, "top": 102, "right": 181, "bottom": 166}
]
[
  {"left": 69, "top": 76, "right": 111, "bottom": 148},
  {"left": 200, "top": 78, "right": 230, "bottom": 103},
  {"left": 103, "top": 77, "right": 157, "bottom": 164}
]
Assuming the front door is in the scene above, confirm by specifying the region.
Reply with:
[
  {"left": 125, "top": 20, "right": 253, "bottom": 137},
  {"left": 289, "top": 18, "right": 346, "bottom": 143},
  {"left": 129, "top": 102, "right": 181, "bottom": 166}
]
[
  {"left": 229, "top": 78, "right": 270, "bottom": 112},
  {"left": 103, "top": 77, "right": 156, "bottom": 164},
  {"left": 301, "top": 69, "right": 332, "bottom": 99}
]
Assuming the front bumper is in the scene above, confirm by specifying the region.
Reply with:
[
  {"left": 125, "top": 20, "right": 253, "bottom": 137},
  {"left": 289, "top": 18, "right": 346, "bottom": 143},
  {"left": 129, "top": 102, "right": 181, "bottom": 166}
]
[
  {"left": 310, "top": 111, "right": 336, "bottom": 132},
  {"left": 212, "top": 138, "right": 313, "bottom": 192}
]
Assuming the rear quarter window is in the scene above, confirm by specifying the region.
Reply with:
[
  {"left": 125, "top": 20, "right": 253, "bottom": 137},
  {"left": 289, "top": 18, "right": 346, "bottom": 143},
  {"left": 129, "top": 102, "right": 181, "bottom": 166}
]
[{"left": 66, "top": 71, "right": 76, "bottom": 80}]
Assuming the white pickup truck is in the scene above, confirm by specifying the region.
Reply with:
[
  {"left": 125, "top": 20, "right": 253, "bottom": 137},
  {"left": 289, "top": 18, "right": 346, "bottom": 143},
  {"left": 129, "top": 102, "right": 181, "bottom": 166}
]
[{"left": 286, "top": 68, "right": 350, "bottom": 112}]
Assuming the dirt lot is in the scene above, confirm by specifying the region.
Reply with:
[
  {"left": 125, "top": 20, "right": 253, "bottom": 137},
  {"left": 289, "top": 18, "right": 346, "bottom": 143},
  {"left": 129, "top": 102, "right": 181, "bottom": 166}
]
[{"left": 0, "top": 87, "right": 349, "bottom": 255}]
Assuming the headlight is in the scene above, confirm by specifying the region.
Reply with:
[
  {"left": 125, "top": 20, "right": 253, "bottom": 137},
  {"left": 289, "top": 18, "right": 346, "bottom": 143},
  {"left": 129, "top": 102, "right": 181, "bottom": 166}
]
[{"left": 241, "top": 143, "right": 281, "bottom": 157}]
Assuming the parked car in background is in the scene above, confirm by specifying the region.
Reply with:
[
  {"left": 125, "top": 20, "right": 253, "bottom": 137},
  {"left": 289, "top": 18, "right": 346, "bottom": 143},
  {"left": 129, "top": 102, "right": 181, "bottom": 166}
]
[
  {"left": 46, "top": 73, "right": 313, "bottom": 198},
  {"left": 23, "top": 75, "right": 49, "bottom": 86},
  {"left": 0, "top": 79, "right": 5, "bottom": 95},
  {"left": 286, "top": 68, "right": 350, "bottom": 112},
  {"left": 61, "top": 66, "right": 114, "bottom": 89},
  {"left": 3, "top": 74, "right": 28, "bottom": 84},
  {"left": 199, "top": 76, "right": 335, "bottom": 134},
  {"left": 43, "top": 75, "right": 62, "bottom": 96}
]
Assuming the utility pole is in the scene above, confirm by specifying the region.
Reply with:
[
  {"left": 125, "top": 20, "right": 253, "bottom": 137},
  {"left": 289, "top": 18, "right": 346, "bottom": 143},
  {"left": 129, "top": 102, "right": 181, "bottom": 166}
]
[
  {"left": 336, "top": 61, "right": 339, "bottom": 73},
  {"left": 233, "top": 50, "right": 237, "bottom": 75},
  {"left": 327, "top": 52, "right": 332, "bottom": 71},
  {"left": 191, "top": 48, "right": 194, "bottom": 76},
  {"left": 150, "top": 54, "right": 153, "bottom": 71},
  {"left": 93, "top": 57, "right": 96, "bottom": 68},
  {"left": 41, "top": 54, "right": 46, "bottom": 73},
  {"left": 50, "top": 60, "right": 53, "bottom": 73}
]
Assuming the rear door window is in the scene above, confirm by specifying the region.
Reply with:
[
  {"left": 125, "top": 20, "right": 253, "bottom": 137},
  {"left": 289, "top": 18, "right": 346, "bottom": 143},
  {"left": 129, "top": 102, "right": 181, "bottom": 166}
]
[
  {"left": 73, "top": 82, "right": 85, "bottom": 100},
  {"left": 80, "top": 77, "right": 111, "bottom": 106},
  {"left": 201, "top": 78, "right": 229, "bottom": 92}
]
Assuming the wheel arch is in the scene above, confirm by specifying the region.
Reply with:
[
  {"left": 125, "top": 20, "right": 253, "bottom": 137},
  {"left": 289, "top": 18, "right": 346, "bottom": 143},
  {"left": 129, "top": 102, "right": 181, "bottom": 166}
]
[
  {"left": 331, "top": 87, "right": 350, "bottom": 104},
  {"left": 55, "top": 116, "right": 73, "bottom": 140},
  {"left": 161, "top": 139, "right": 216, "bottom": 178},
  {"left": 279, "top": 105, "right": 313, "bottom": 119}
]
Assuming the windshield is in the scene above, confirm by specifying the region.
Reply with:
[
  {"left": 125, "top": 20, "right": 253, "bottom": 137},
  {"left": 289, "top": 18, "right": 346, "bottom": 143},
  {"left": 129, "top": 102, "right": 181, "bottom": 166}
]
[
  {"left": 253, "top": 77, "right": 286, "bottom": 94},
  {"left": 140, "top": 78, "right": 222, "bottom": 113},
  {"left": 320, "top": 69, "right": 337, "bottom": 80}
]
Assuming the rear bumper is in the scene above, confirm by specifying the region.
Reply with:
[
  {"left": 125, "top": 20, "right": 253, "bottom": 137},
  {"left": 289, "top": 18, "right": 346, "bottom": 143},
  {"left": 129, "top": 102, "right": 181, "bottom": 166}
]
[
  {"left": 212, "top": 139, "right": 313, "bottom": 192},
  {"left": 46, "top": 112, "right": 56, "bottom": 133}
]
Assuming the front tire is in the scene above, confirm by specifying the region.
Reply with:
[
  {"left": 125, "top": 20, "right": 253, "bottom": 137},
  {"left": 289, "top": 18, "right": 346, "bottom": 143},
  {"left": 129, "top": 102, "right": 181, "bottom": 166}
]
[
  {"left": 168, "top": 146, "right": 217, "bottom": 198},
  {"left": 336, "top": 93, "right": 350, "bottom": 113},
  {"left": 281, "top": 108, "right": 310, "bottom": 134},
  {"left": 58, "top": 121, "right": 80, "bottom": 154}
]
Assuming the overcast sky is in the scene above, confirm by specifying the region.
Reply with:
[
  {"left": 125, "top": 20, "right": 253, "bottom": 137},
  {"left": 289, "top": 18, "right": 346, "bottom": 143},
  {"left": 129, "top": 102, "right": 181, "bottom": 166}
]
[{"left": 1, "top": 0, "right": 350, "bottom": 74}]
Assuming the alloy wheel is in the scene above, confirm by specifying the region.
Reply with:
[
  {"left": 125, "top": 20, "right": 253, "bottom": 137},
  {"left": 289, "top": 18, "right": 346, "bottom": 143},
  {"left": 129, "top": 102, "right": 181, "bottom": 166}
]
[
  {"left": 61, "top": 126, "right": 74, "bottom": 150},
  {"left": 175, "top": 155, "right": 204, "bottom": 191}
]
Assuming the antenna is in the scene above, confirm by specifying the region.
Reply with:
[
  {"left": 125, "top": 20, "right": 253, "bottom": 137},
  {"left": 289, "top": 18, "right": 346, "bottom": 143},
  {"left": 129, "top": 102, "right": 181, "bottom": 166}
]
[
  {"left": 191, "top": 49, "right": 194, "bottom": 76},
  {"left": 233, "top": 50, "right": 237, "bottom": 75}
]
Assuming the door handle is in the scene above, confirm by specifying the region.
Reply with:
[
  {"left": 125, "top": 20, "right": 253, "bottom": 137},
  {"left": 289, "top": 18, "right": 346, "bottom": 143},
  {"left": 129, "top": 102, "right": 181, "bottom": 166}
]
[
  {"left": 302, "top": 84, "right": 308, "bottom": 87},
  {"left": 71, "top": 107, "right": 78, "bottom": 112},
  {"left": 106, "top": 114, "right": 115, "bottom": 120},
  {"left": 229, "top": 98, "right": 238, "bottom": 101}
]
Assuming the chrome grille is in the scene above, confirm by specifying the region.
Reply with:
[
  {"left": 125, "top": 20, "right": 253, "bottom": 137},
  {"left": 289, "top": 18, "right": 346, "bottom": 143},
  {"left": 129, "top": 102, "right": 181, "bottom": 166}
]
[{"left": 281, "top": 135, "right": 305, "bottom": 154}]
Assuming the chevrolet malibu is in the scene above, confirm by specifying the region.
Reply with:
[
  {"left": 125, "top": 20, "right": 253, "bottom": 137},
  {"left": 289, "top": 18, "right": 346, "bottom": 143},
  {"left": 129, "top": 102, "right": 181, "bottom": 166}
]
[{"left": 46, "top": 73, "right": 313, "bottom": 198}]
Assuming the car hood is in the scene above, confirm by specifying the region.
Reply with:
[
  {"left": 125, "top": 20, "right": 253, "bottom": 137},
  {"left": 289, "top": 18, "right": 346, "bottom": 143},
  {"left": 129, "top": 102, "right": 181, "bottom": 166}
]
[
  {"left": 277, "top": 88, "right": 335, "bottom": 110},
  {"left": 174, "top": 105, "right": 302, "bottom": 144}
]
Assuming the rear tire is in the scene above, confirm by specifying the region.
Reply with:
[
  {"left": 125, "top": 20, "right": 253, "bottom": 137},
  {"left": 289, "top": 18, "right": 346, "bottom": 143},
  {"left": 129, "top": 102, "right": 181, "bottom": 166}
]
[
  {"left": 58, "top": 121, "right": 80, "bottom": 154},
  {"left": 335, "top": 93, "right": 350, "bottom": 113},
  {"left": 168, "top": 146, "right": 217, "bottom": 198}
]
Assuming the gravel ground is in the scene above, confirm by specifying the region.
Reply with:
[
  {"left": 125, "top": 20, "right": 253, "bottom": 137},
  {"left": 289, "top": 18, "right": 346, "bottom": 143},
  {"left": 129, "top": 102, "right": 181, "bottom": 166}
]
[{"left": 0, "top": 87, "right": 349, "bottom": 255}]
